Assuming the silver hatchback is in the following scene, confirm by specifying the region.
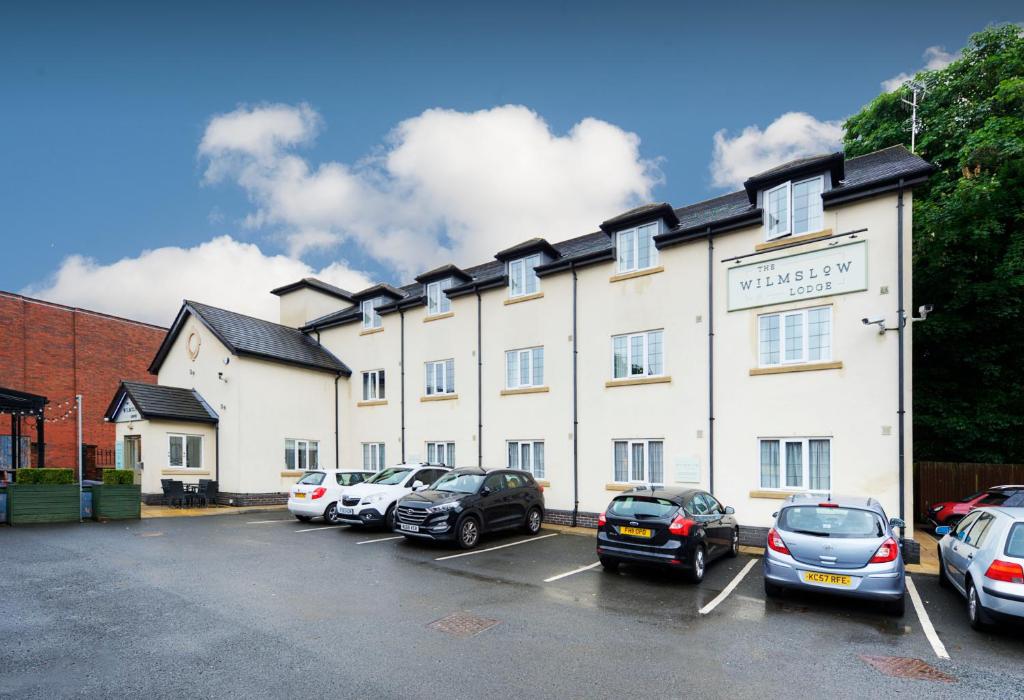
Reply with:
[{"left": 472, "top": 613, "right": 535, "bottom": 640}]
[
  {"left": 763, "top": 494, "right": 906, "bottom": 616},
  {"left": 936, "top": 505, "right": 1024, "bottom": 629}
]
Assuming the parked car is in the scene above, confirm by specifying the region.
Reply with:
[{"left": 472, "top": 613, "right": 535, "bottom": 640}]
[
  {"left": 763, "top": 495, "right": 906, "bottom": 616},
  {"left": 394, "top": 468, "right": 545, "bottom": 548},
  {"left": 936, "top": 506, "right": 1024, "bottom": 629},
  {"left": 288, "top": 470, "right": 375, "bottom": 523},
  {"left": 333, "top": 464, "right": 450, "bottom": 529},
  {"left": 928, "top": 485, "right": 1024, "bottom": 529},
  {"left": 595, "top": 487, "right": 738, "bottom": 583}
]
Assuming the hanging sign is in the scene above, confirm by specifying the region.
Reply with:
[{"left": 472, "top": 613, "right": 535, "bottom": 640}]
[{"left": 727, "top": 240, "right": 868, "bottom": 311}]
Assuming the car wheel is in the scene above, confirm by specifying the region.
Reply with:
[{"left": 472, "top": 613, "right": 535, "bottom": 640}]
[
  {"left": 937, "top": 551, "right": 952, "bottom": 589},
  {"left": 457, "top": 516, "right": 481, "bottom": 549},
  {"left": 764, "top": 580, "right": 785, "bottom": 598},
  {"left": 324, "top": 502, "right": 340, "bottom": 524},
  {"left": 886, "top": 595, "right": 906, "bottom": 617},
  {"left": 523, "top": 507, "right": 543, "bottom": 535},
  {"left": 294, "top": 515, "right": 312, "bottom": 522},
  {"left": 384, "top": 504, "right": 396, "bottom": 530},
  {"left": 685, "top": 545, "right": 706, "bottom": 584},
  {"left": 599, "top": 556, "right": 619, "bottom": 572},
  {"left": 727, "top": 528, "right": 740, "bottom": 558},
  {"left": 967, "top": 580, "right": 991, "bottom": 630}
]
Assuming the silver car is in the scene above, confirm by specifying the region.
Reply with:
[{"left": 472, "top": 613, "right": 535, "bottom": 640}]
[
  {"left": 763, "top": 494, "right": 906, "bottom": 616},
  {"left": 936, "top": 505, "right": 1024, "bottom": 629}
]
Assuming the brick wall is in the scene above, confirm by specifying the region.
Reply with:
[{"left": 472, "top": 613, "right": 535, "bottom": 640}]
[{"left": 0, "top": 292, "right": 166, "bottom": 468}]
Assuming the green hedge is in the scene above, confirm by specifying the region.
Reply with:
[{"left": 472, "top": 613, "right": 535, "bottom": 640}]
[
  {"left": 102, "top": 469, "right": 135, "bottom": 485},
  {"left": 15, "top": 468, "right": 74, "bottom": 485}
]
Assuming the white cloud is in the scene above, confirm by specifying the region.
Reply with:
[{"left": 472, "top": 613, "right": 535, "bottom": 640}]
[
  {"left": 709, "top": 112, "right": 844, "bottom": 189},
  {"left": 21, "top": 236, "right": 372, "bottom": 326},
  {"left": 199, "top": 103, "right": 661, "bottom": 278},
  {"left": 881, "top": 45, "right": 959, "bottom": 92}
]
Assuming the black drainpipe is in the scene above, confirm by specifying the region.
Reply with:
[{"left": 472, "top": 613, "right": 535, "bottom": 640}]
[
  {"left": 214, "top": 422, "right": 220, "bottom": 485},
  {"left": 896, "top": 179, "right": 906, "bottom": 538},
  {"left": 707, "top": 226, "right": 715, "bottom": 495},
  {"left": 334, "top": 373, "right": 340, "bottom": 469},
  {"left": 400, "top": 308, "right": 406, "bottom": 462},
  {"left": 476, "top": 288, "right": 483, "bottom": 467},
  {"left": 571, "top": 264, "right": 580, "bottom": 527}
]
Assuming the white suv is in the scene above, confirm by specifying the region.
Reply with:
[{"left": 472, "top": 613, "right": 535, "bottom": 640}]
[{"left": 335, "top": 464, "right": 450, "bottom": 529}]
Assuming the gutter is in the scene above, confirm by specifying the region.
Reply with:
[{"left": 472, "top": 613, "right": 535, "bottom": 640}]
[{"left": 896, "top": 178, "right": 907, "bottom": 539}]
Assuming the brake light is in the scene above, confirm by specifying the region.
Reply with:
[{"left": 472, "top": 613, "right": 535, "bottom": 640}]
[
  {"left": 311, "top": 487, "right": 326, "bottom": 500},
  {"left": 537, "top": 483, "right": 544, "bottom": 494},
  {"left": 985, "top": 559, "right": 1024, "bottom": 584},
  {"left": 668, "top": 515, "right": 696, "bottom": 536},
  {"left": 869, "top": 537, "right": 899, "bottom": 563},
  {"left": 818, "top": 502, "right": 839, "bottom": 508},
  {"left": 597, "top": 512, "right": 607, "bottom": 527},
  {"left": 767, "top": 528, "right": 790, "bottom": 555}
]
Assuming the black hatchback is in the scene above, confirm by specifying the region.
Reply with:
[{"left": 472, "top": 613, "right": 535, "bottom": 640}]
[
  {"left": 596, "top": 488, "right": 739, "bottom": 583},
  {"left": 394, "top": 468, "right": 545, "bottom": 549}
]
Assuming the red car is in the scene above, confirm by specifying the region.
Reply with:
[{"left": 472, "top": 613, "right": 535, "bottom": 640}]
[{"left": 927, "top": 485, "right": 1024, "bottom": 528}]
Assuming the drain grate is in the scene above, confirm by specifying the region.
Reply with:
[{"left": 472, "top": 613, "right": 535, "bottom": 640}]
[
  {"left": 427, "top": 611, "right": 500, "bottom": 638},
  {"left": 860, "top": 655, "right": 956, "bottom": 683}
]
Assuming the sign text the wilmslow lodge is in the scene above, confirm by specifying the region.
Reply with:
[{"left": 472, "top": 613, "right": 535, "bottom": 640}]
[{"left": 727, "top": 240, "right": 868, "bottom": 311}]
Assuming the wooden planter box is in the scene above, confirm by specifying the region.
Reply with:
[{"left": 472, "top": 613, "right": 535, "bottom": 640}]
[
  {"left": 6, "top": 484, "right": 81, "bottom": 524},
  {"left": 92, "top": 484, "right": 142, "bottom": 520}
]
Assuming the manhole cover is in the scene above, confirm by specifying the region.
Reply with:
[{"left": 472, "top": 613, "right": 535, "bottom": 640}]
[
  {"left": 860, "top": 655, "right": 956, "bottom": 683},
  {"left": 427, "top": 612, "right": 499, "bottom": 638}
]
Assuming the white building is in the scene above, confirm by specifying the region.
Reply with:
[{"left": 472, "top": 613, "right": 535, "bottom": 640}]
[{"left": 106, "top": 146, "right": 932, "bottom": 556}]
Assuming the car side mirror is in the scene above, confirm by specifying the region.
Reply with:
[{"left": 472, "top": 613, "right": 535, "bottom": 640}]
[
  {"left": 889, "top": 517, "right": 906, "bottom": 530},
  {"left": 934, "top": 525, "right": 951, "bottom": 537},
  {"left": 771, "top": 511, "right": 778, "bottom": 518},
  {"left": 411, "top": 480, "right": 425, "bottom": 491},
  {"left": 480, "top": 486, "right": 491, "bottom": 497},
  {"left": 724, "top": 506, "right": 735, "bottom": 515}
]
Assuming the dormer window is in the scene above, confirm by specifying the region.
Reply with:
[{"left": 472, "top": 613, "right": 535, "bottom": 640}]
[
  {"left": 426, "top": 279, "right": 453, "bottom": 316},
  {"left": 361, "top": 297, "right": 384, "bottom": 329},
  {"left": 509, "top": 254, "right": 541, "bottom": 298},
  {"left": 616, "top": 222, "right": 660, "bottom": 273},
  {"left": 765, "top": 176, "right": 824, "bottom": 241}
]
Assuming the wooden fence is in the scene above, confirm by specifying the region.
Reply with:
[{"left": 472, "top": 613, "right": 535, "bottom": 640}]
[{"left": 914, "top": 461, "right": 1024, "bottom": 521}]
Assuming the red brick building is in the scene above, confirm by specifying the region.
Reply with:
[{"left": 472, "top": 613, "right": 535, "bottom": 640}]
[{"left": 0, "top": 291, "right": 166, "bottom": 470}]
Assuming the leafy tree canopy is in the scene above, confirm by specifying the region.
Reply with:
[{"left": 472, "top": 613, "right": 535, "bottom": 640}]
[{"left": 845, "top": 25, "right": 1024, "bottom": 463}]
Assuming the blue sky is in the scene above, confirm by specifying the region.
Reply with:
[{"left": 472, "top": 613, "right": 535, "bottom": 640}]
[{"left": 1, "top": 1, "right": 1018, "bottom": 323}]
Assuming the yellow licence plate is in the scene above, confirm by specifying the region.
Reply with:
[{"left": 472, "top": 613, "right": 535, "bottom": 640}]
[
  {"left": 294, "top": 492, "right": 305, "bottom": 499},
  {"left": 802, "top": 571, "right": 852, "bottom": 587},
  {"left": 619, "top": 526, "right": 652, "bottom": 538}
]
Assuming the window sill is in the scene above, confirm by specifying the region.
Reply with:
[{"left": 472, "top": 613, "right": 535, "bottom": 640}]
[
  {"left": 357, "top": 399, "right": 388, "bottom": 407},
  {"left": 609, "top": 265, "right": 664, "bottom": 283},
  {"left": 605, "top": 483, "right": 634, "bottom": 492},
  {"left": 161, "top": 469, "right": 210, "bottom": 476},
  {"left": 420, "top": 394, "right": 458, "bottom": 402},
  {"left": 749, "top": 489, "right": 801, "bottom": 500},
  {"left": 749, "top": 361, "right": 842, "bottom": 376},
  {"left": 423, "top": 311, "right": 454, "bottom": 323},
  {"left": 605, "top": 376, "right": 672, "bottom": 388},
  {"left": 755, "top": 228, "right": 833, "bottom": 252},
  {"left": 504, "top": 292, "right": 544, "bottom": 306},
  {"left": 359, "top": 327, "right": 384, "bottom": 336},
  {"left": 500, "top": 386, "right": 550, "bottom": 396},
  {"left": 280, "top": 470, "right": 305, "bottom": 477}
]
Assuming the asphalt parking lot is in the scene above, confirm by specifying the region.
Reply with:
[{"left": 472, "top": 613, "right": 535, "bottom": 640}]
[{"left": 2, "top": 515, "right": 1022, "bottom": 699}]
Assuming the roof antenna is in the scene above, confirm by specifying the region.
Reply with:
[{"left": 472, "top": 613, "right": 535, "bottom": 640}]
[{"left": 901, "top": 80, "right": 927, "bottom": 154}]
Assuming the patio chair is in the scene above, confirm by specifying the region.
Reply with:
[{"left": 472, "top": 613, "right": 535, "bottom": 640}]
[
  {"left": 163, "top": 480, "right": 188, "bottom": 508},
  {"left": 194, "top": 479, "right": 216, "bottom": 508}
]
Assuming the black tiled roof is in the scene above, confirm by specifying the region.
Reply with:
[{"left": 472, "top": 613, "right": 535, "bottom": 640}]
[
  {"left": 105, "top": 381, "right": 218, "bottom": 424},
  {"left": 150, "top": 301, "right": 350, "bottom": 375},
  {"left": 599, "top": 202, "right": 680, "bottom": 232},
  {"left": 830, "top": 145, "right": 933, "bottom": 193},
  {"left": 269, "top": 277, "right": 354, "bottom": 301}
]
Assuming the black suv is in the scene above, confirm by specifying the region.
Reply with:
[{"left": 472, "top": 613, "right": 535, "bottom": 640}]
[{"left": 394, "top": 467, "right": 545, "bottom": 548}]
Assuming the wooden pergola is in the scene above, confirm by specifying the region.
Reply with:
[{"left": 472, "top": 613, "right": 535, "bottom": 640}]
[{"left": 0, "top": 387, "right": 48, "bottom": 474}]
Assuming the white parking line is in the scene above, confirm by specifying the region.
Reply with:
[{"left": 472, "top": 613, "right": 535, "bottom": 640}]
[
  {"left": 357, "top": 536, "right": 404, "bottom": 545},
  {"left": 435, "top": 533, "right": 558, "bottom": 561},
  {"left": 293, "top": 525, "right": 348, "bottom": 533},
  {"left": 699, "top": 558, "right": 758, "bottom": 615},
  {"left": 906, "top": 576, "right": 950, "bottom": 660},
  {"left": 544, "top": 561, "right": 601, "bottom": 583},
  {"left": 246, "top": 519, "right": 294, "bottom": 524}
]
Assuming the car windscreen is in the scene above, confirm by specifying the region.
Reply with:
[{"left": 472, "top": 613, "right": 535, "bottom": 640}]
[
  {"left": 365, "top": 468, "right": 412, "bottom": 486},
  {"left": 608, "top": 496, "right": 678, "bottom": 520},
  {"left": 296, "top": 472, "right": 325, "bottom": 485},
  {"left": 336, "top": 473, "right": 365, "bottom": 486},
  {"left": 433, "top": 473, "right": 485, "bottom": 494},
  {"left": 1006, "top": 523, "right": 1024, "bottom": 558},
  {"left": 778, "top": 506, "right": 884, "bottom": 538}
]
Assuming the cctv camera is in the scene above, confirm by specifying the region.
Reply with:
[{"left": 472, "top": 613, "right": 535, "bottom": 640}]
[
  {"left": 862, "top": 315, "right": 885, "bottom": 325},
  {"left": 918, "top": 304, "right": 933, "bottom": 317}
]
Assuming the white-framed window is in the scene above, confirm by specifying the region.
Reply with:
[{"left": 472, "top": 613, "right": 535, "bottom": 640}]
[
  {"left": 361, "top": 297, "right": 384, "bottom": 329},
  {"left": 425, "top": 359, "right": 455, "bottom": 395},
  {"left": 505, "top": 347, "right": 544, "bottom": 389},
  {"left": 758, "top": 306, "right": 832, "bottom": 366},
  {"left": 362, "top": 442, "right": 385, "bottom": 471},
  {"left": 616, "top": 222, "right": 660, "bottom": 273},
  {"left": 426, "top": 442, "right": 455, "bottom": 466},
  {"left": 285, "top": 439, "right": 319, "bottom": 471},
  {"left": 508, "top": 254, "right": 541, "bottom": 298},
  {"left": 507, "top": 440, "right": 545, "bottom": 479},
  {"left": 611, "top": 329, "right": 664, "bottom": 379},
  {"left": 362, "top": 369, "right": 385, "bottom": 400},
  {"left": 765, "top": 176, "right": 824, "bottom": 240},
  {"left": 426, "top": 279, "right": 453, "bottom": 316},
  {"left": 168, "top": 433, "right": 203, "bottom": 469},
  {"left": 612, "top": 439, "right": 664, "bottom": 485},
  {"left": 759, "top": 437, "right": 831, "bottom": 491}
]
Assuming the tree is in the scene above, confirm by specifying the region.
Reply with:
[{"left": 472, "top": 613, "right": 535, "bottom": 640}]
[{"left": 844, "top": 25, "right": 1024, "bottom": 463}]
